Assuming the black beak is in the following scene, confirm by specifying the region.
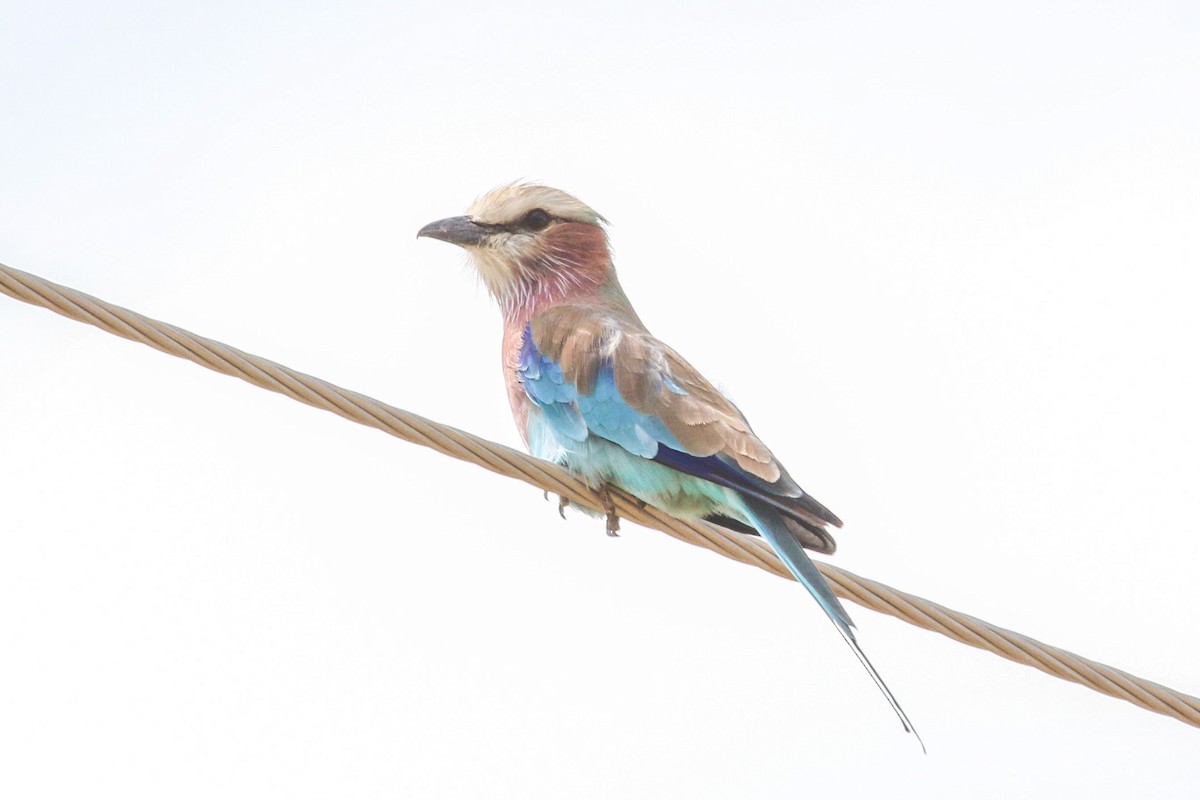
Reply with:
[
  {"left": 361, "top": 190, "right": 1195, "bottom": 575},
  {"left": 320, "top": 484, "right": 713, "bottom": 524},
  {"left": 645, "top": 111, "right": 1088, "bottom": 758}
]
[{"left": 416, "top": 215, "right": 491, "bottom": 247}]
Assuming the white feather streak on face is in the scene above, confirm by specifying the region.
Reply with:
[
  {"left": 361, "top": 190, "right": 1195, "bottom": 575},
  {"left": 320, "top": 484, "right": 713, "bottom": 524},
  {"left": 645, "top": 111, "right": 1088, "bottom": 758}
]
[{"left": 468, "top": 232, "right": 533, "bottom": 306}]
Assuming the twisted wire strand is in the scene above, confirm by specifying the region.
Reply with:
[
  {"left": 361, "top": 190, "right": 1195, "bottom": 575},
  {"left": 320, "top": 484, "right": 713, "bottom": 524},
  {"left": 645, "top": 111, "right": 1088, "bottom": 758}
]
[{"left": 2, "top": 261, "right": 1197, "bottom": 729}]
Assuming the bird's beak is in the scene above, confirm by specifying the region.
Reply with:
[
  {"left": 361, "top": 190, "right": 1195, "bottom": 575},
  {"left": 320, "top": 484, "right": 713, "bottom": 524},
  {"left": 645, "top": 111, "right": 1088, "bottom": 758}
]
[{"left": 416, "top": 215, "right": 492, "bottom": 247}]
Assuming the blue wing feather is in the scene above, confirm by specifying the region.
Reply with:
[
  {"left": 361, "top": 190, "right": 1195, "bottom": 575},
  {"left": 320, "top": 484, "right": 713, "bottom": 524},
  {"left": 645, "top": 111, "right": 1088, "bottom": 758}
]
[
  {"left": 518, "top": 324, "right": 833, "bottom": 534},
  {"left": 519, "top": 324, "right": 680, "bottom": 459}
]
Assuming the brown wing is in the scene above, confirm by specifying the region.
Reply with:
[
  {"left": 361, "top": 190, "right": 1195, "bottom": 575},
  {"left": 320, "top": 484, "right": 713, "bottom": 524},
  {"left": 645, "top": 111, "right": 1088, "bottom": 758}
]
[
  {"left": 530, "top": 305, "right": 842, "bottom": 552},
  {"left": 531, "top": 306, "right": 774, "bottom": 474}
]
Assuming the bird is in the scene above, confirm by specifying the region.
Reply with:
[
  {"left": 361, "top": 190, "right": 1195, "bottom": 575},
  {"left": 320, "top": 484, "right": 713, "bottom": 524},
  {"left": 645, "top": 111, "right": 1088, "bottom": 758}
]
[{"left": 418, "top": 182, "right": 920, "bottom": 744}]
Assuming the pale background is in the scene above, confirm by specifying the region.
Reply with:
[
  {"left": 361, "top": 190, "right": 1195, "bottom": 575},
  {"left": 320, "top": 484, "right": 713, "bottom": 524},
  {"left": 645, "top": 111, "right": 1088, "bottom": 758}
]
[{"left": 2, "top": 2, "right": 1198, "bottom": 797}]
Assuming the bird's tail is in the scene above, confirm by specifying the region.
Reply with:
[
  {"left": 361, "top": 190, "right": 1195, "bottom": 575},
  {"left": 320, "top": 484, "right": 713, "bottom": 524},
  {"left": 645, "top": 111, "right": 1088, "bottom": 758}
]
[{"left": 741, "top": 494, "right": 924, "bottom": 751}]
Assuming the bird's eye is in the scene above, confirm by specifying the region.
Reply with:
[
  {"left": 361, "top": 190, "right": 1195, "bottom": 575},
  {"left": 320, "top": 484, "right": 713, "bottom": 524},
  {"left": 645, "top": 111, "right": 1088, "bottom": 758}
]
[{"left": 521, "top": 208, "right": 553, "bottom": 232}]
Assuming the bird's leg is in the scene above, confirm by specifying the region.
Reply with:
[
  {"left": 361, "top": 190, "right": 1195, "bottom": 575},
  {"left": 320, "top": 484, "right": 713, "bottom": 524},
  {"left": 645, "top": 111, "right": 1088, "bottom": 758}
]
[{"left": 598, "top": 484, "right": 621, "bottom": 537}]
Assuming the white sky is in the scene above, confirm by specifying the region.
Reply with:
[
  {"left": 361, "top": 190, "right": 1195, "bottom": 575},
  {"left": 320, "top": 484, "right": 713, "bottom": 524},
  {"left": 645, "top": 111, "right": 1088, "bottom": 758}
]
[{"left": 2, "top": 1, "right": 1199, "bottom": 797}]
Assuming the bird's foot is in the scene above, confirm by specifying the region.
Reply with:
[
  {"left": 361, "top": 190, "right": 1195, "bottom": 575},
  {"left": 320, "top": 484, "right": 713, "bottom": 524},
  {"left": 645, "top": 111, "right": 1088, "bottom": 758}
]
[
  {"left": 598, "top": 484, "right": 621, "bottom": 537},
  {"left": 546, "top": 491, "right": 572, "bottom": 521}
]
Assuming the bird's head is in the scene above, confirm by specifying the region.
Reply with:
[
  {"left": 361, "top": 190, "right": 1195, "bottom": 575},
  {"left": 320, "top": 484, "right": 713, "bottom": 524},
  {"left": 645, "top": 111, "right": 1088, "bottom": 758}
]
[{"left": 418, "top": 183, "right": 613, "bottom": 319}]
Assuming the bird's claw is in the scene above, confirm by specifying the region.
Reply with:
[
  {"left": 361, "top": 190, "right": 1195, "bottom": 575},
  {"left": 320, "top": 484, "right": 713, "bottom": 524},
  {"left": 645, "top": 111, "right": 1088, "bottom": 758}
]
[
  {"left": 549, "top": 489, "right": 619, "bottom": 535},
  {"left": 598, "top": 485, "right": 621, "bottom": 537}
]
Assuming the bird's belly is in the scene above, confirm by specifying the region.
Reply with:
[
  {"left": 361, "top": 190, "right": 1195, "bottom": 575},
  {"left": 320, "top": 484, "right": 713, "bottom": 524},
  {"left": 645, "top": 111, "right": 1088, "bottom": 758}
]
[{"left": 526, "top": 410, "right": 745, "bottom": 522}]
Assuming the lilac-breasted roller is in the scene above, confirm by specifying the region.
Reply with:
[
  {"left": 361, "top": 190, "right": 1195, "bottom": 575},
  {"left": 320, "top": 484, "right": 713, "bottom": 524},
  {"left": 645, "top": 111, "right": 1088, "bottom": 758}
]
[{"left": 418, "top": 183, "right": 919, "bottom": 743}]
